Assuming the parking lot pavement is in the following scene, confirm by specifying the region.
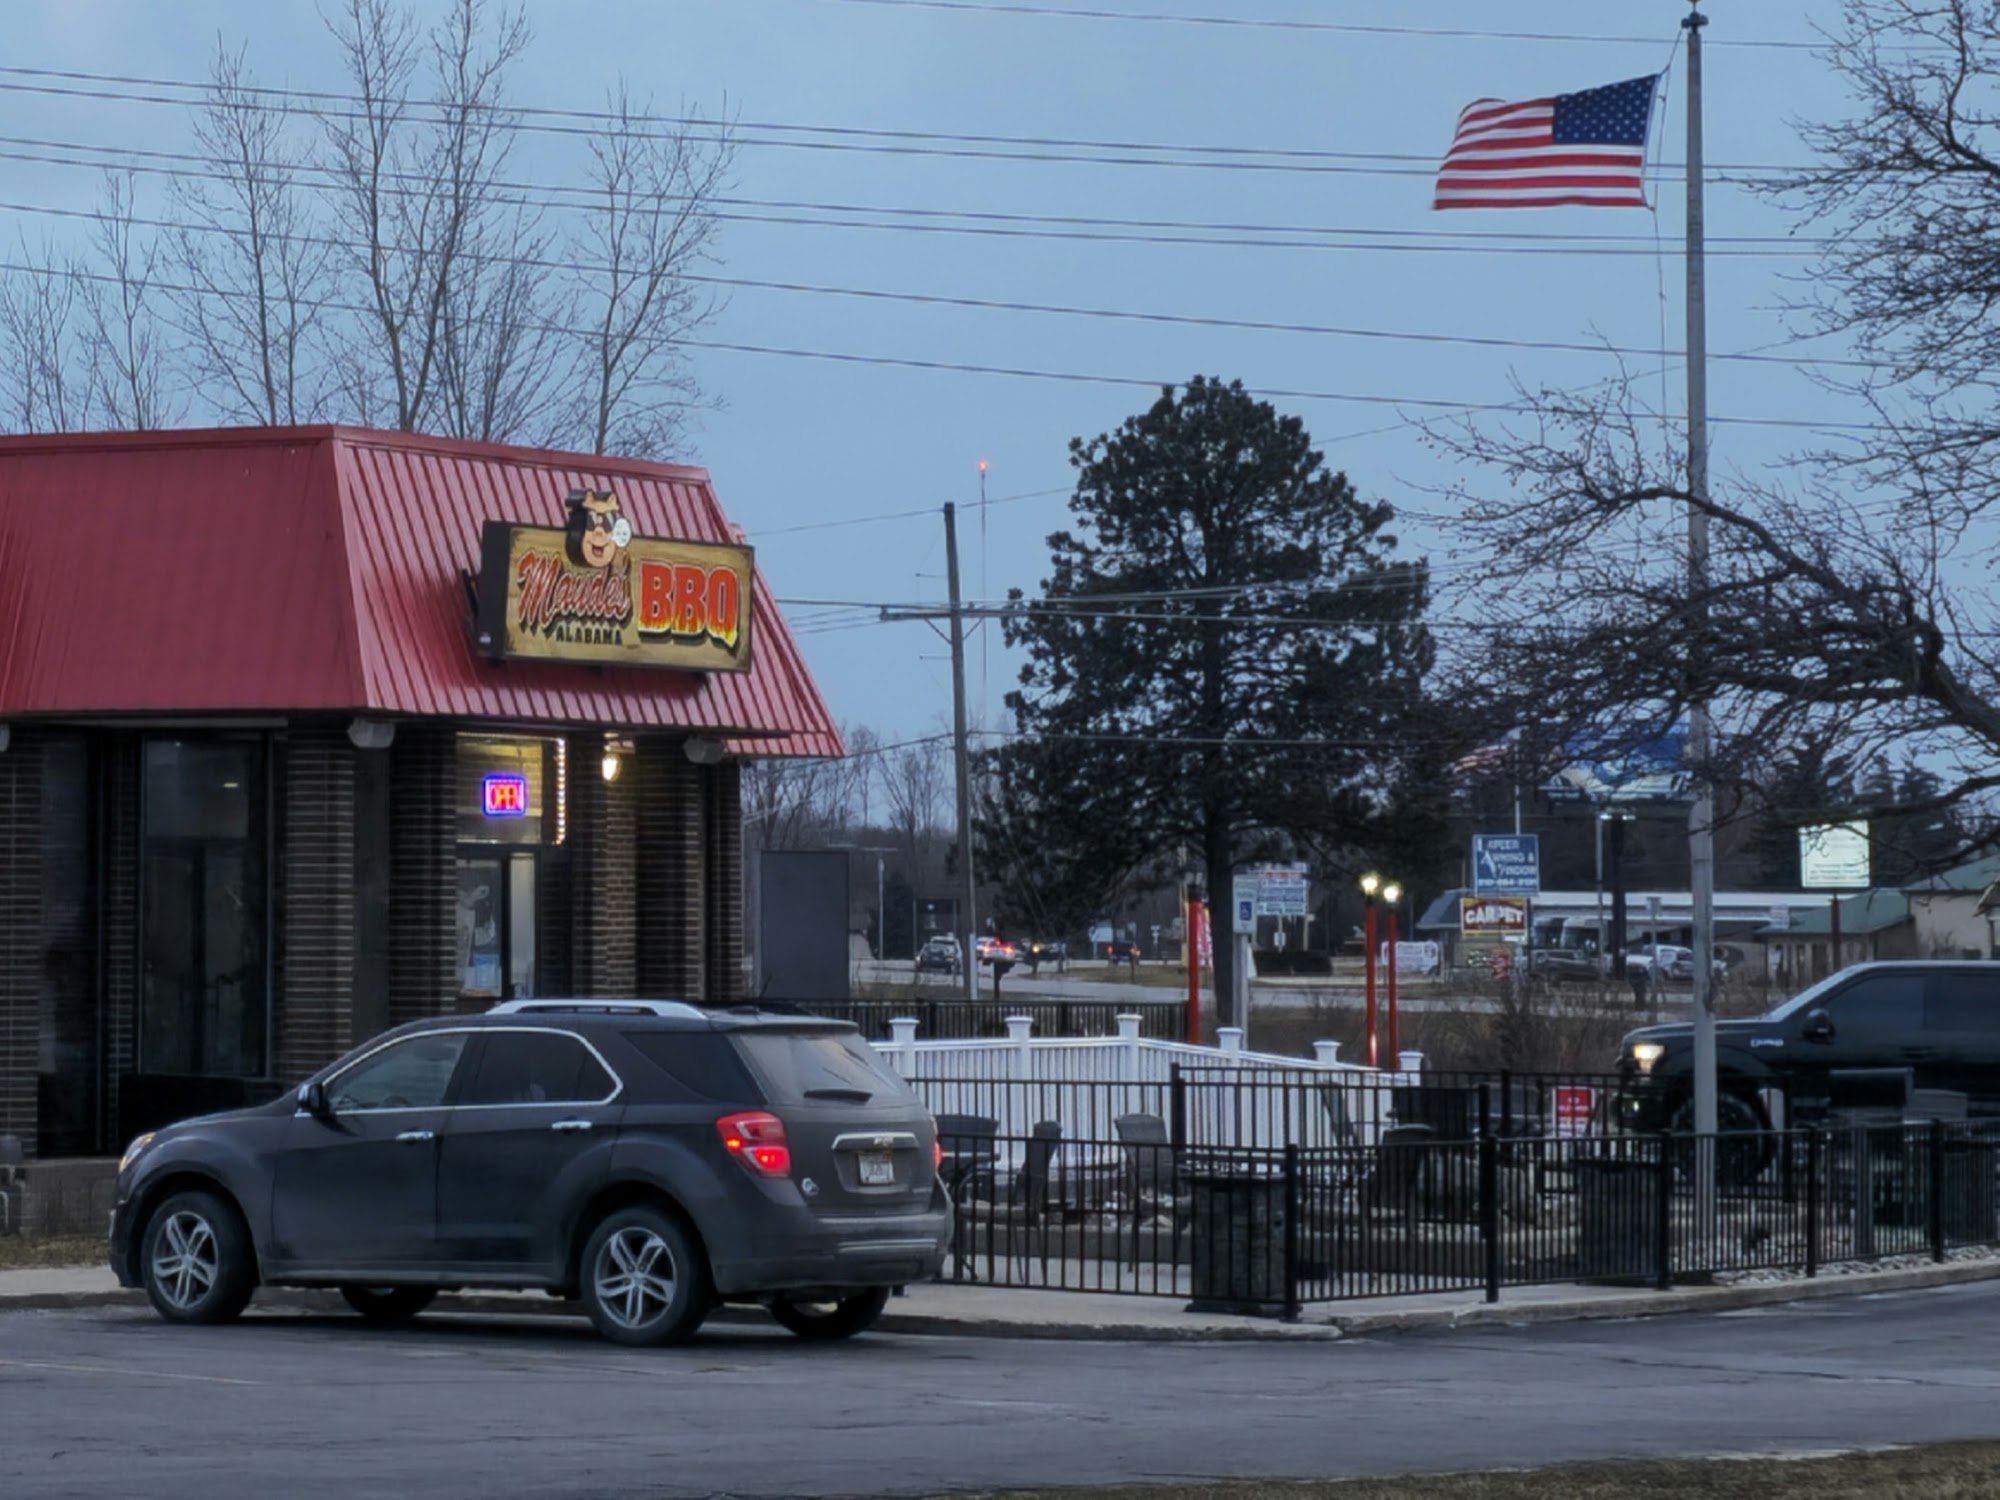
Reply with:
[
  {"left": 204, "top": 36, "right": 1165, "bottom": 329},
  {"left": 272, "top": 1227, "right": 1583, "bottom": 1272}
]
[
  {"left": 11, "top": 1255, "right": 2000, "bottom": 1340},
  {"left": 14, "top": 1283, "right": 2000, "bottom": 1500}
]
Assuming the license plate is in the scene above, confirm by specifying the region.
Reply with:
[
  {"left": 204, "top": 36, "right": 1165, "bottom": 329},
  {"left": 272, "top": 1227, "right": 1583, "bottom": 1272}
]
[{"left": 859, "top": 1150, "right": 895, "bottom": 1186}]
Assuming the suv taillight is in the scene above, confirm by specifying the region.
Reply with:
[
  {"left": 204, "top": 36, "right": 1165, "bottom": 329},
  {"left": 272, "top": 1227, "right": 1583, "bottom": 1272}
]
[{"left": 717, "top": 1111, "right": 792, "bottom": 1177}]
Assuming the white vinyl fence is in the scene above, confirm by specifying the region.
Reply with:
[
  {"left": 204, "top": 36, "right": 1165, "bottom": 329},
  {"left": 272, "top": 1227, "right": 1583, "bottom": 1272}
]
[{"left": 871, "top": 1012, "right": 1416, "bottom": 1150}]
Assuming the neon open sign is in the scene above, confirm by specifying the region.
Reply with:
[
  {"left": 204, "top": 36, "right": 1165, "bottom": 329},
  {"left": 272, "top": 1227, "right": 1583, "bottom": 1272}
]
[{"left": 482, "top": 772, "right": 530, "bottom": 818}]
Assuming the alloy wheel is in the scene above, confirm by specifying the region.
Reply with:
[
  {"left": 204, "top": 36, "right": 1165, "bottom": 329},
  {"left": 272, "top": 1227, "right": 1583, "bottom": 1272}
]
[
  {"left": 150, "top": 1210, "right": 219, "bottom": 1313},
  {"left": 592, "top": 1225, "right": 678, "bottom": 1331}
]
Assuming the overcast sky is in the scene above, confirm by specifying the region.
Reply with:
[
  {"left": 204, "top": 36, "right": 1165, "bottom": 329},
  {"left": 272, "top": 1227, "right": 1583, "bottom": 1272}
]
[{"left": 6, "top": 0, "right": 1848, "bottom": 750}]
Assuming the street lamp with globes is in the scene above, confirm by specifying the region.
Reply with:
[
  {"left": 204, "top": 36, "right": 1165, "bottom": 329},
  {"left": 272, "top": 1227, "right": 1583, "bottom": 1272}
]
[
  {"left": 1382, "top": 881, "right": 1404, "bottom": 1065},
  {"left": 1359, "top": 872, "right": 1382, "bottom": 1067}
]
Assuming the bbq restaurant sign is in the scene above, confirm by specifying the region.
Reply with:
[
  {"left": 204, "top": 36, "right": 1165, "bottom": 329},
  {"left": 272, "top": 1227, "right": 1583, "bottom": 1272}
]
[{"left": 474, "top": 490, "right": 753, "bottom": 672}]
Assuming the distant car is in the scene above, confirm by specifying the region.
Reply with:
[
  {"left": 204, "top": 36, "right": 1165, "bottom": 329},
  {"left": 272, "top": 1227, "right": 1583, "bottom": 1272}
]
[
  {"left": 915, "top": 936, "right": 962, "bottom": 975},
  {"left": 1024, "top": 940, "right": 1067, "bottom": 972},
  {"left": 1628, "top": 943, "right": 1728, "bottom": 984},
  {"left": 1105, "top": 940, "right": 1141, "bottom": 968},
  {"left": 975, "top": 937, "right": 1020, "bottom": 967},
  {"left": 1528, "top": 948, "right": 1600, "bottom": 983}
]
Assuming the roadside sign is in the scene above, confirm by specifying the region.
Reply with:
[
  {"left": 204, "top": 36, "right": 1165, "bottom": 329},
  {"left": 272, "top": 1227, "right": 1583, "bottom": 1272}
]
[
  {"left": 1471, "top": 834, "right": 1540, "bottom": 896},
  {"left": 1490, "top": 946, "right": 1514, "bottom": 981},
  {"left": 1800, "top": 821, "right": 1870, "bottom": 889},
  {"left": 1554, "top": 1086, "right": 1597, "bottom": 1137},
  {"left": 1231, "top": 876, "right": 1257, "bottom": 935},
  {"left": 1460, "top": 895, "right": 1529, "bottom": 936},
  {"left": 1252, "top": 861, "right": 1309, "bottom": 917}
]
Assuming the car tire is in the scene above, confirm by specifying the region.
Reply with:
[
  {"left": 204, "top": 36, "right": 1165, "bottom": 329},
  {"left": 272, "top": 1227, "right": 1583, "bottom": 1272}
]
[
  {"left": 1670, "top": 1089, "right": 1773, "bottom": 1185},
  {"left": 339, "top": 1285, "right": 439, "bottom": 1324},
  {"left": 140, "top": 1189, "right": 257, "bottom": 1326},
  {"left": 578, "top": 1206, "right": 710, "bottom": 1348},
  {"left": 768, "top": 1287, "right": 891, "bottom": 1341}
]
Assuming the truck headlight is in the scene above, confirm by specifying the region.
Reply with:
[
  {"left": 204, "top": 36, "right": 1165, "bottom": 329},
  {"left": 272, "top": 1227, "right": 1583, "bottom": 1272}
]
[
  {"left": 118, "top": 1132, "right": 156, "bottom": 1174},
  {"left": 1629, "top": 1043, "right": 1666, "bottom": 1075}
]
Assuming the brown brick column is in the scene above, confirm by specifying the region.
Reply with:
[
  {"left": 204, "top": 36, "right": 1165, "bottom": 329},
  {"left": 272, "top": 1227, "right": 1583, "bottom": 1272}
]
[
  {"left": 0, "top": 728, "right": 45, "bottom": 1154},
  {"left": 389, "top": 723, "right": 457, "bottom": 1025},
  {"left": 704, "top": 760, "right": 744, "bottom": 1004},
  {"left": 634, "top": 740, "right": 707, "bottom": 1001},
  {"left": 276, "top": 724, "right": 357, "bottom": 1083},
  {"left": 102, "top": 736, "right": 140, "bottom": 1143},
  {"left": 570, "top": 734, "right": 637, "bottom": 997}
]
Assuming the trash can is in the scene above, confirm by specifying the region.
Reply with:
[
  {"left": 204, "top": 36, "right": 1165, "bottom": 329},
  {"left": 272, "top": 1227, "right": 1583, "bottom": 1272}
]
[
  {"left": 1185, "top": 1170, "right": 1289, "bottom": 1316},
  {"left": 1572, "top": 1155, "right": 1660, "bottom": 1282}
]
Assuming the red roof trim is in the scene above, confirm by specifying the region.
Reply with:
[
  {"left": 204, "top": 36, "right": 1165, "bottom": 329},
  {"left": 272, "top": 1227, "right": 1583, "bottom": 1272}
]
[{"left": 0, "top": 426, "right": 844, "bottom": 758}]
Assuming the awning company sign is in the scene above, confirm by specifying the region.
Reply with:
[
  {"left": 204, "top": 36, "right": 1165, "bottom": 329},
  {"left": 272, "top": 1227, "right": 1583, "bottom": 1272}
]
[
  {"left": 1460, "top": 895, "right": 1530, "bottom": 936},
  {"left": 475, "top": 489, "right": 753, "bottom": 672}
]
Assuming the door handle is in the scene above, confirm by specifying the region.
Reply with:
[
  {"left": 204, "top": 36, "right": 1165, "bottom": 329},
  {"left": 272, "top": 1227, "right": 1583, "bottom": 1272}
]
[
  {"left": 550, "top": 1119, "right": 594, "bottom": 1134},
  {"left": 396, "top": 1129, "right": 435, "bottom": 1143}
]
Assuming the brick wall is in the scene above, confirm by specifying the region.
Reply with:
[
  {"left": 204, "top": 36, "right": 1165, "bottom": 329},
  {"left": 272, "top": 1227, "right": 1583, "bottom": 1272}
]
[
  {"left": 705, "top": 760, "right": 744, "bottom": 1003},
  {"left": 569, "top": 734, "right": 637, "bottom": 996},
  {"left": 389, "top": 723, "right": 457, "bottom": 1024},
  {"left": 635, "top": 741, "right": 707, "bottom": 1001},
  {"left": 276, "top": 724, "right": 357, "bottom": 1083},
  {"left": 0, "top": 728, "right": 44, "bottom": 1155}
]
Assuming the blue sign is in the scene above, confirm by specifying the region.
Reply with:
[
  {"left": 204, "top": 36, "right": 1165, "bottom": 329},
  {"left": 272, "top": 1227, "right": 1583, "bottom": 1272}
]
[
  {"left": 1545, "top": 726, "right": 1689, "bottom": 805},
  {"left": 1472, "top": 833, "right": 1541, "bottom": 896}
]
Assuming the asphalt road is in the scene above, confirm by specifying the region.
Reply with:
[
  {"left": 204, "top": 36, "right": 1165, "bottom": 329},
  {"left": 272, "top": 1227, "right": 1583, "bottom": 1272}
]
[{"left": 9, "top": 1285, "right": 2000, "bottom": 1499}]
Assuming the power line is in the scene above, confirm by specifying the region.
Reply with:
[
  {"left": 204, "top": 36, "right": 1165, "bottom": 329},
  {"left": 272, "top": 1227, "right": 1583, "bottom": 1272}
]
[
  {"left": 0, "top": 190, "right": 1873, "bottom": 370},
  {"left": 0, "top": 252, "right": 1902, "bottom": 438},
  {"left": 0, "top": 67, "right": 1819, "bottom": 178},
  {"left": 0, "top": 136, "right": 1836, "bottom": 261},
  {"left": 791, "top": 0, "right": 1822, "bottom": 50}
]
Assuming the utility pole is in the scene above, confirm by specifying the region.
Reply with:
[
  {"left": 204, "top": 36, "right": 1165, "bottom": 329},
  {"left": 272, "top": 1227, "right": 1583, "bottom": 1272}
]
[
  {"left": 1685, "top": 5, "right": 1720, "bottom": 1185},
  {"left": 945, "top": 501, "right": 980, "bottom": 1001}
]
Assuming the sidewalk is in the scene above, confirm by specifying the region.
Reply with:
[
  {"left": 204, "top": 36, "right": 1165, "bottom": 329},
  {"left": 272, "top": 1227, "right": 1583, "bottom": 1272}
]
[{"left": 10, "top": 1257, "right": 2000, "bottom": 1341}]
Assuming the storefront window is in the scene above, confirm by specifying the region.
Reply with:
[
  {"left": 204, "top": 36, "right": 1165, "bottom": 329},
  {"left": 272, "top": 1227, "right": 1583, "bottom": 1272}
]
[
  {"left": 455, "top": 734, "right": 559, "bottom": 1000},
  {"left": 457, "top": 734, "right": 560, "bottom": 845},
  {"left": 139, "top": 739, "right": 269, "bottom": 1078}
]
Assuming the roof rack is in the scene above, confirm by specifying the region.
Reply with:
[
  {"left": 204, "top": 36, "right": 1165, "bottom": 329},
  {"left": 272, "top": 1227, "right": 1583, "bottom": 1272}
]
[{"left": 486, "top": 999, "right": 708, "bottom": 1020}]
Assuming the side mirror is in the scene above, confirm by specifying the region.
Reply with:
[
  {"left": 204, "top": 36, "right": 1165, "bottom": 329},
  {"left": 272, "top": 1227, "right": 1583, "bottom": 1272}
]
[
  {"left": 297, "top": 1080, "right": 333, "bottom": 1118},
  {"left": 1802, "top": 1009, "right": 1835, "bottom": 1044}
]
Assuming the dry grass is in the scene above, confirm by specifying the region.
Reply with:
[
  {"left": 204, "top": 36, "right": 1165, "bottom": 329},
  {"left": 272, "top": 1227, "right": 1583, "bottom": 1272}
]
[
  {"left": 945, "top": 1441, "right": 2000, "bottom": 1499},
  {"left": 0, "top": 1233, "right": 104, "bottom": 1270}
]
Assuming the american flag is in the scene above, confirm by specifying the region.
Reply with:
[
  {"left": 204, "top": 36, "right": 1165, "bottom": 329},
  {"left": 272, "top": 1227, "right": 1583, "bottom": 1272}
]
[{"left": 1433, "top": 74, "right": 1659, "bottom": 210}]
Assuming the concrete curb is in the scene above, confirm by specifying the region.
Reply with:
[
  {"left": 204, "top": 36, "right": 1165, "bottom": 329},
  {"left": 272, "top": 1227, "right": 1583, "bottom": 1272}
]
[
  {"left": 8, "top": 1258, "right": 2000, "bottom": 1340},
  {"left": 1324, "top": 1258, "right": 2000, "bottom": 1336}
]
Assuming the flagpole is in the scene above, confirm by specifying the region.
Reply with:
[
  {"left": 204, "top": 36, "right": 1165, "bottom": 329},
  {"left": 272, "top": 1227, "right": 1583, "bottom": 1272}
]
[{"left": 1683, "top": 5, "right": 1720, "bottom": 1184}]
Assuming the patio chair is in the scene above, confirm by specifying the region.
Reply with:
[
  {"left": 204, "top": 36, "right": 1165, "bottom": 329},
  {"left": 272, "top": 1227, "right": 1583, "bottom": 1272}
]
[
  {"left": 1114, "top": 1113, "right": 1191, "bottom": 1269},
  {"left": 1113, "top": 1113, "right": 1190, "bottom": 1220},
  {"left": 1009, "top": 1121, "right": 1065, "bottom": 1278},
  {"left": 935, "top": 1113, "right": 999, "bottom": 1282},
  {"left": 1355, "top": 1123, "right": 1436, "bottom": 1219}
]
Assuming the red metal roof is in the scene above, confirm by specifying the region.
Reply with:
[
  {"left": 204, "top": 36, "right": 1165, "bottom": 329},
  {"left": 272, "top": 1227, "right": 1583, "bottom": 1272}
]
[{"left": 0, "top": 426, "right": 842, "bottom": 757}]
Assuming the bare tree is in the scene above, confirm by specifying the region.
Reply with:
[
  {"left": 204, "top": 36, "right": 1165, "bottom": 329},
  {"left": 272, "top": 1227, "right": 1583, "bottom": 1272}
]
[
  {"left": 881, "top": 738, "right": 949, "bottom": 876},
  {"left": 170, "top": 41, "right": 329, "bottom": 425},
  {"left": 1421, "top": 2, "right": 2000, "bottom": 859},
  {"left": 741, "top": 756, "right": 852, "bottom": 852},
  {"left": 558, "top": 82, "right": 732, "bottom": 457},
  {"left": 318, "top": 0, "right": 534, "bottom": 435},
  {"left": 79, "top": 174, "right": 181, "bottom": 431},
  {"left": 0, "top": 235, "right": 90, "bottom": 432}
]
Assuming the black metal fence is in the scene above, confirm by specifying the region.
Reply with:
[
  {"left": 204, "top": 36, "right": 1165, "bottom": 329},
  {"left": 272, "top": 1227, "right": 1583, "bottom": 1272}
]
[
  {"left": 1172, "top": 1063, "right": 1634, "bottom": 1153},
  {"left": 928, "top": 1109, "right": 2000, "bottom": 1317}
]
